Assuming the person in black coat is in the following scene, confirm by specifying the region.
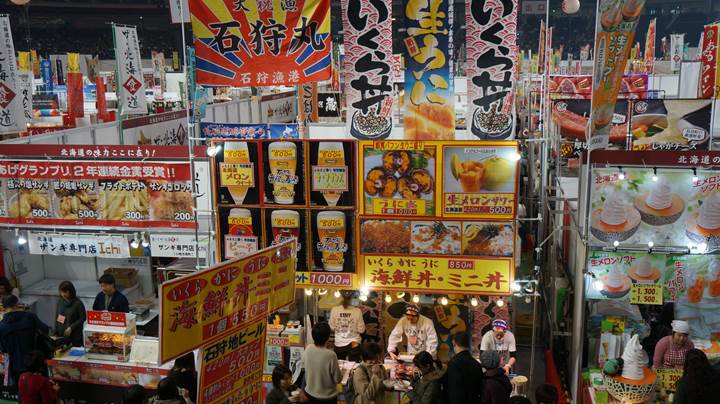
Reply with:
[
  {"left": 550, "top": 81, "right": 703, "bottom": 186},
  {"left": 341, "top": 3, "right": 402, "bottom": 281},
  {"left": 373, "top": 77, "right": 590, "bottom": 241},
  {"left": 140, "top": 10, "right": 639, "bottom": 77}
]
[
  {"left": 92, "top": 274, "right": 130, "bottom": 313},
  {"left": 447, "top": 332, "right": 484, "bottom": 403},
  {"left": 480, "top": 350, "right": 512, "bottom": 404},
  {"left": 266, "top": 365, "right": 301, "bottom": 404},
  {"left": 0, "top": 295, "right": 49, "bottom": 385},
  {"left": 55, "top": 281, "right": 86, "bottom": 346}
]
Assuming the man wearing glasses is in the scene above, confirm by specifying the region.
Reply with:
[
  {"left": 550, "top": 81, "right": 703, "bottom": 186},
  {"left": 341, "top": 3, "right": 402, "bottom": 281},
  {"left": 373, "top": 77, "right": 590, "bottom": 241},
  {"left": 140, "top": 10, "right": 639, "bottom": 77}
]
[
  {"left": 480, "top": 319, "right": 517, "bottom": 374},
  {"left": 387, "top": 304, "right": 438, "bottom": 360}
]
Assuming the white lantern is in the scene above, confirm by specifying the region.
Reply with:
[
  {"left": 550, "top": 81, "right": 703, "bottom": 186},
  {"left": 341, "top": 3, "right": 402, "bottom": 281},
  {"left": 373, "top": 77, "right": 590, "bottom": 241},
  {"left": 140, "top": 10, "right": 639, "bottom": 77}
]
[
  {"left": 562, "top": 0, "right": 580, "bottom": 14},
  {"left": 10, "top": 0, "right": 31, "bottom": 4}
]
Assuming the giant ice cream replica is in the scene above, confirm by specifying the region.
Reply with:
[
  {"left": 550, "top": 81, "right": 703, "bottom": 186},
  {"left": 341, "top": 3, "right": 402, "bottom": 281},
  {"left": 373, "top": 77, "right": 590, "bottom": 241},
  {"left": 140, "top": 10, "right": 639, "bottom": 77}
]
[{"left": 604, "top": 334, "right": 657, "bottom": 403}]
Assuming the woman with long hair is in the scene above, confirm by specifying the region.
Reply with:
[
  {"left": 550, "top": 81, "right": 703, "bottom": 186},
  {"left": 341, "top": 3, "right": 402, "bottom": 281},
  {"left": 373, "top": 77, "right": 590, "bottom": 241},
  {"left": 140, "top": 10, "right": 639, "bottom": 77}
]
[{"left": 674, "top": 348, "right": 720, "bottom": 404}]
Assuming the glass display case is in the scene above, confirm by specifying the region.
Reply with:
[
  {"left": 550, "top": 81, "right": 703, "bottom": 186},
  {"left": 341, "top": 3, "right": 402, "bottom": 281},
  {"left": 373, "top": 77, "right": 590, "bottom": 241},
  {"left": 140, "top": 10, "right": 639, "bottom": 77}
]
[{"left": 83, "top": 311, "right": 136, "bottom": 362}]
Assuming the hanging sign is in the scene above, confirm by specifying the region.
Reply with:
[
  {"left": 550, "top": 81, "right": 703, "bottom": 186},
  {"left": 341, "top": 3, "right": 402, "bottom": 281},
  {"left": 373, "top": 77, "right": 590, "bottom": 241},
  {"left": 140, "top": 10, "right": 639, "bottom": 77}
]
[
  {"left": 0, "top": 16, "right": 27, "bottom": 134},
  {"left": 189, "top": 0, "right": 332, "bottom": 87},
  {"left": 113, "top": 24, "right": 147, "bottom": 115},
  {"left": 670, "top": 34, "right": 684, "bottom": 72},
  {"left": 317, "top": 92, "right": 341, "bottom": 118},
  {"left": 700, "top": 24, "right": 719, "bottom": 98},
  {"left": 67, "top": 53, "right": 84, "bottom": 120},
  {"left": 170, "top": 0, "right": 190, "bottom": 24},
  {"left": 150, "top": 234, "right": 209, "bottom": 258},
  {"left": 644, "top": 18, "right": 656, "bottom": 74},
  {"left": 466, "top": 0, "right": 518, "bottom": 140},
  {"left": 17, "top": 52, "right": 33, "bottom": 122},
  {"left": 298, "top": 82, "right": 318, "bottom": 124},
  {"left": 341, "top": 0, "right": 394, "bottom": 139},
  {"left": 28, "top": 232, "right": 131, "bottom": 259},
  {"left": 404, "top": 0, "right": 454, "bottom": 141}
]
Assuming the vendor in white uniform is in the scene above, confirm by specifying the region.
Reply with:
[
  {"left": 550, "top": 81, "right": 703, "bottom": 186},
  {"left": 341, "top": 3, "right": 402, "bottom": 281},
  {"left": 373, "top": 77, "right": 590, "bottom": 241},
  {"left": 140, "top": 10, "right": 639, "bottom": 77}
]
[
  {"left": 387, "top": 304, "right": 438, "bottom": 359},
  {"left": 480, "top": 319, "right": 517, "bottom": 374},
  {"left": 328, "top": 290, "right": 365, "bottom": 362}
]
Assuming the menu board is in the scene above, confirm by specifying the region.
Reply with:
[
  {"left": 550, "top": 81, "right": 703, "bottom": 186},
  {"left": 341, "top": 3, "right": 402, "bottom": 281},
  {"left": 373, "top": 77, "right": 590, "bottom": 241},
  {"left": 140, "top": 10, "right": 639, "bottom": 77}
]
[
  {"left": 0, "top": 160, "right": 194, "bottom": 229},
  {"left": 357, "top": 141, "right": 519, "bottom": 295},
  {"left": 630, "top": 99, "right": 712, "bottom": 151},
  {"left": 213, "top": 140, "right": 357, "bottom": 288}
]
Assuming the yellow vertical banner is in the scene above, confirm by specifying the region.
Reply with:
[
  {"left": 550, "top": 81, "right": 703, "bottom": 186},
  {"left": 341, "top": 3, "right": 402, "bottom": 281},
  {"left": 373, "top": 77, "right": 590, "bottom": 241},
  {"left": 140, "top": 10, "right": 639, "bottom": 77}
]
[
  {"left": 67, "top": 53, "right": 80, "bottom": 73},
  {"left": 17, "top": 52, "right": 30, "bottom": 73},
  {"left": 31, "top": 50, "right": 40, "bottom": 78}
]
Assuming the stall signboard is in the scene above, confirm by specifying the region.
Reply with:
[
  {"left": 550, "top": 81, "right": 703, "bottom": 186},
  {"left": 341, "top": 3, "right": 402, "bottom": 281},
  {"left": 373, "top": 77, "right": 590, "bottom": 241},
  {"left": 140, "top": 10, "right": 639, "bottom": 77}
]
[
  {"left": 28, "top": 232, "right": 131, "bottom": 259},
  {"left": 549, "top": 75, "right": 648, "bottom": 100},
  {"left": 17, "top": 52, "right": 33, "bottom": 122},
  {"left": 150, "top": 234, "right": 209, "bottom": 259},
  {"left": 589, "top": 0, "right": 645, "bottom": 150},
  {"left": 700, "top": 24, "right": 719, "bottom": 99},
  {"left": 0, "top": 16, "right": 27, "bottom": 134},
  {"left": 0, "top": 160, "right": 194, "bottom": 229},
  {"left": 198, "top": 318, "right": 265, "bottom": 404},
  {"left": 122, "top": 110, "right": 188, "bottom": 146},
  {"left": 201, "top": 123, "right": 269, "bottom": 140},
  {"left": 552, "top": 99, "right": 629, "bottom": 147},
  {"left": 298, "top": 82, "right": 318, "bottom": 123},
  {"left": 189, "top": 0, "right": 332, "bottom": 87},
  {"left": 341, "top": 0, "right": 394, "bottom": 140},
  {"left": 466, "top": 0, "right": 517, "bottom": 140},
  {"left": 260, "top": 92, "right": 298, "bottom": 123},
  {"left": 113, "top": 25, "right": 147, "bottom": 115},
  {"left": 317, "top": 92, "right": 341, "bottom": 118},
  {"left": 358, "top": 140, "right": 517, "bottom": 295},
  {"left": 159, "top": 239, "right": 296, "bottom": 363},
  {"left": 644, "top": 18, "right": 656, "bottom": 74},
  {"left": 404, "top": 0, "right": 454, "bottom": 141},
  {"left": 630, "top": 100, "right": 712, "bottom": 150},
  {"left": 212, "top": 140, "right": 357, "bottom": 288}
]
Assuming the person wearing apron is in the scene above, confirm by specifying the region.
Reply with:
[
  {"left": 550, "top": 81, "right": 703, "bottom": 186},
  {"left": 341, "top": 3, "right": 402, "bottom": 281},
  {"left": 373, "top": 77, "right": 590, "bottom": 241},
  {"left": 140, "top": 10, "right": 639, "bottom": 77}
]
[{"left": 653, "top": 320, "right": 694, "bottom": 369}]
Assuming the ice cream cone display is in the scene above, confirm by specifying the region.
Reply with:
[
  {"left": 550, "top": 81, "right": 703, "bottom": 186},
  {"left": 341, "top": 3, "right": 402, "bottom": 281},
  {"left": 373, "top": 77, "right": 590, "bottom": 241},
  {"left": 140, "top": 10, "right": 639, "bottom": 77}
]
[
  {"left": 223, "top": 142, "right": 252, "bottom": 204},
  {"left": 591, "top": 192, "right": 641, "bottom": 243},
  {"left": 605, "top": 334, "right": 657, "bottom": 404},
  {"left": 633, "top": 176, "right": 684, "bottom": 226},
  {"left": 316, "top": 142, "right": 345, "bottom": 206},
  {"left": 601, "top": 267, "right": 632, "bottom": 298},
  {"left": 686, "top": 193, "right": 720, "bottom": 248},
  {"left": 627, "top": 256, "right": 661, "bottom": 283}
]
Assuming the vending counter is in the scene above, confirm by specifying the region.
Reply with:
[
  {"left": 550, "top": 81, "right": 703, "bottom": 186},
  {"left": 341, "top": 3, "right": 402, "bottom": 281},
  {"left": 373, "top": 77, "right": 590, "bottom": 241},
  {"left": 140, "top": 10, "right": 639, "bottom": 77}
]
[{"left": 48, "top": 352, "right": 171, "bottom": 388}]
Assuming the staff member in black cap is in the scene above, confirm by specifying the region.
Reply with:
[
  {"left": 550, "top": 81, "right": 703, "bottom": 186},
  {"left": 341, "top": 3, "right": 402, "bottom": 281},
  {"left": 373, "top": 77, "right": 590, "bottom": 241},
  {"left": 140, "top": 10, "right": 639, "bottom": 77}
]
[
  {"left": 387, "top": 304, "right": 438, "bottom": 359},
  {"left": 92, "top": 274, "right": 130, "bottom": 313}
]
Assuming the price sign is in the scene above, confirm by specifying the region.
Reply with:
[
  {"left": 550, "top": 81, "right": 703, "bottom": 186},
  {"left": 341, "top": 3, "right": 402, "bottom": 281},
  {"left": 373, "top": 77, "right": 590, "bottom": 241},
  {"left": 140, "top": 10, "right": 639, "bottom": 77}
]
[
  {"left": 219, "top": 163, "right": 254, "bottom": 187},
  {"left": 372, "top": 198, "right": 427, "bottom": 216},
  {"left": 630, "top": 283, "right": 663, "bottom": 305},
  {"left": 656, "top": 368, "right": 683, "bottom": 391},
  {"left": 311, "top": 166, "right": 348, "bottom": 192}
]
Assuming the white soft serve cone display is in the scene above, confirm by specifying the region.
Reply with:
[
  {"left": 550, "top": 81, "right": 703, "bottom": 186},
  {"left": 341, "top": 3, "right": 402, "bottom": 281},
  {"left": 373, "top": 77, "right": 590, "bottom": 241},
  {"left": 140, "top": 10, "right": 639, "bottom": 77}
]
[{"left": 620, "top": 334, "right": 646, "bottom": 381}]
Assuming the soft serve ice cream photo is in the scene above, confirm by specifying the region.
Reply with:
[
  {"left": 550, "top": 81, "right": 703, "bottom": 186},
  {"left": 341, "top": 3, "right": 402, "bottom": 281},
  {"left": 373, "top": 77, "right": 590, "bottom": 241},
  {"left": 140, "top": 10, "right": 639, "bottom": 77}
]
[
  {"left": 601, "top": 267, "right": 632, "bottom": 298},
  {"left": 687, "top": 191, "right": 720, "bottom": 248},
  {"left": 591, "top": 190, "right": 641, "bottom": 243},
  {"left": 627, "top": 255, "right": 661, "bottom": 283},
  {"left": 633, "top": 175, "right": 685, "bottom": 226}
]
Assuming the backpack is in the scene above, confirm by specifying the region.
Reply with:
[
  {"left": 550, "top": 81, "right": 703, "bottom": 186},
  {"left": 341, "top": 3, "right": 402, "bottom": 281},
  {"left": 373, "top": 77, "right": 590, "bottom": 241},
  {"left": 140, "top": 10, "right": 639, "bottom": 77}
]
[{"left": 343, "top": 364, "right": 369, "bottom": 404}]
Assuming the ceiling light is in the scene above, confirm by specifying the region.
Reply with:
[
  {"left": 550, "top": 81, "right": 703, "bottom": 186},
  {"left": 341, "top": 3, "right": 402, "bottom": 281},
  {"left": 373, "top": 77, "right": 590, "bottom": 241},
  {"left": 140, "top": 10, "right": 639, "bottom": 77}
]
[
  {"left": 412, "top": 294, "right": 420, "bottom": 303},
  {"left": 496, "top": 298, "right": 505, "bottom": 307},
  {"left": 304, "top": 288, "right": 313, "bottom": 296},
  {"left": 440, "top": 296, "right": 448, "bottom": 306},
  {"left": 470, "top": 297, "right": 478, "bottom": 307},
  {"left": 16, "top": 229, "right": 26, "bottom": 246},
  {"left": 384, "top": 294, "right": 392, "bottom": 303},
  {"left": 510, "top": 281, "right": 521, "bottom": 292},
  {"left": 359, "top": 294, "right": 368, "bottom": 302},
  {"left": 334, "top": 290, "right": 341, "bottom": 298}
]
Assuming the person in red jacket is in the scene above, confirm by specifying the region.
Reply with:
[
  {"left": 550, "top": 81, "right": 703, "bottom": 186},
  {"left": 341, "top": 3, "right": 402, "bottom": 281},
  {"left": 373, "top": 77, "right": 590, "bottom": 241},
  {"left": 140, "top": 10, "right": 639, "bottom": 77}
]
[{"left": 18, "top": 350, "right": 59, "bottom": 404}]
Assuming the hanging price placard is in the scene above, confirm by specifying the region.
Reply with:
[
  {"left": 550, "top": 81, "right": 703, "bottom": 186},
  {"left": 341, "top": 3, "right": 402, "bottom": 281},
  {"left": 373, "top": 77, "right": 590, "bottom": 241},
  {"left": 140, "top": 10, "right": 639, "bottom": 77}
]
[
  {"left": 656, "top": 368, "right": 683, "bottom": 391},
  {"left": 630, "top": 283, "right": 663, "bottom": 305}
]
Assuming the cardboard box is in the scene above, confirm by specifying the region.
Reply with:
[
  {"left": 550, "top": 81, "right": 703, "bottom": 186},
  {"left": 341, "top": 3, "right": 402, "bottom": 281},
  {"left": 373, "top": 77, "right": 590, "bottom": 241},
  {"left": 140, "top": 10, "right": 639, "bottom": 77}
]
[{"left": 104, "top": 267, "right": 138, "bottom": 289}]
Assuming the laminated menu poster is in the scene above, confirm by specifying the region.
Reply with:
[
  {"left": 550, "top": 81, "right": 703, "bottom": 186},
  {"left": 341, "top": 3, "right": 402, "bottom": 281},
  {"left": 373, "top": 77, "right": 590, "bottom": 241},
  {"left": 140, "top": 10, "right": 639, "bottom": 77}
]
[
  {"left": 0, "top": 160, "right": 194, "bottom": 229},
  {"left": 551, "top": 99, "right": 629, "bottom": 145},
  {"left": 630, "top": 99, "right": 712, "bottom": 151},
  {"left": 548, "top": 75, "right": 648, "bottom": 100},
  {"left": 589, "top": 166, "right": 720, "bottom": 249}
]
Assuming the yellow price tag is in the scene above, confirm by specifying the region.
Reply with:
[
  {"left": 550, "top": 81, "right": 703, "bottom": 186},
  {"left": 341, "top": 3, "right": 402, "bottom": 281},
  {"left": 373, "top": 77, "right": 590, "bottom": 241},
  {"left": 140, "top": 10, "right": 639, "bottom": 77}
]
[
  {"left": 372, "top": 198, "right": 426, "bottom": 216},
  {"left": 630, "top": 283, "right": 663, "bottom": 305},
  {"left": 219, "top": 163, "right": 255, "bottom": 187},
  {"left": 656, "top": 368, "right": 682, "bottom": 391}
]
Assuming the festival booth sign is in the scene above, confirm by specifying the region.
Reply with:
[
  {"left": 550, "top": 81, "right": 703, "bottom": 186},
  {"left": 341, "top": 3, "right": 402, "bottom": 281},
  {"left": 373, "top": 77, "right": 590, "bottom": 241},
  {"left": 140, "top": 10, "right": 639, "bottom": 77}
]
[
  {"left": 357, "top": 140, "right": 518, "bottom": 295},
  {"left": 0, "top": 145, "right": 195, "bottom": 229},
  {"left": 200, "top": 122, "right": 300, "bottom": 139},
  {"left": 0, "top": 16, "right": 27, "bottom": 134},
  {"left": 341, "top": 0, "right": 394, "bottom": 140},
  {"left": 552, "top": 99, "right": 629, "bottom": 149},
  {"left": 629, "top": 99, "right": 712, "bottom": 150},
  {"left": 403, "top": 0, "right": 455, "bottom": 141},
  {"left": 122, "top": 110, "right": 189, "bottom": 146},
  {"left": 549, "top": 74, "right": 647, "bottom": 100},
  {"left": 159, "top": 239, "right": 297, "bottom": 363},
  {"left": 588, "top": 0, "right": 645, "bottom": 150},
  {"left": 113, "top": 24, "right": 147, "bottom": 115},
  {"left": 211, "top": 139, "right": 357, "bottom": 289},
  {"left": 189, "top": 0, "right": 332, "bottom": 87},
  {"left": 466, "top": 0, "right": 517, "bottom": 140},
  {"left": 699, "top": 23, "right": 719, "bottom": 99}
]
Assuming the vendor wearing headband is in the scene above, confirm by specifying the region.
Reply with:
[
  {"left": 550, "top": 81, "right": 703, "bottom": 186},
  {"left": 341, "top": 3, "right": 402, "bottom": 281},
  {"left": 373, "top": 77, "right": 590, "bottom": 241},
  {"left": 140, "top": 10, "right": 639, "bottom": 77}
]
[
  {"left": 653, "top": 320, "right": 694, "bottom": 369},
  {"left": 387, "top": 304, "right": 438, "bottom": 360},
  {"left": 480, "top": 320, "right": 517, "bottom": 374}
]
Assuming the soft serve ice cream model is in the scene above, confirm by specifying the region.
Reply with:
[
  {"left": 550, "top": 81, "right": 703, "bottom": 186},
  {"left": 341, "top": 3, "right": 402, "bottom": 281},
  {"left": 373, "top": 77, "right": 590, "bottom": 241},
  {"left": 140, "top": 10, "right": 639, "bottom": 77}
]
[
  {"left": 634, "top": 176, "right": 685, "bottom": 226},
  {"left": 628, "top": 255, "right": 661, "bottom": 283},
  {"left": 605, "top": 334, "right": 657, "bottom": 404},
  {"left": 601, "top": 267, "right": 631, "bottom": 298},
  {"left": 687, "top": 192, "right": 720, "bottom": 248},
  {"left": 591, "top": 191, "right": 641, "bottom": 243}
]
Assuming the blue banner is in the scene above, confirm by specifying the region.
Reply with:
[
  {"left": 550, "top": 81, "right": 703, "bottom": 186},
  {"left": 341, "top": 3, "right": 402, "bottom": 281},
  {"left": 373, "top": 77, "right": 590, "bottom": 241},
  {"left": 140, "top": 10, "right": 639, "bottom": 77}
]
[
  {"left": 200, "top": 123, "right": 299, "bottom": 140},
  {"left": 41, "top": 60, "right": 52, "bottom": 91}
]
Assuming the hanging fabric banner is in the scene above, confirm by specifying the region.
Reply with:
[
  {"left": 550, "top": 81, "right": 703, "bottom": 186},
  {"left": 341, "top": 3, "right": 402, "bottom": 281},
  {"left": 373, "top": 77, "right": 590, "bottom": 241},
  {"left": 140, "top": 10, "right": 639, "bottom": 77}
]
[
  {"left": 298, "top": 82, "right": 318, "bottom": 124},
  {"left": 699, "top": 24, "right": 719, "bottom": 99},
  {"left": 31, "top": 50, "right": 40, "bottom": 78},
  {"left": 588, "top": 0, "right": 645, "bottom": 150},
  {"left": 538, "top": 20, "right": 546, "bottom": 75},
  {"left": 170, "top": 0, "right": 190, "bottom": 24},
  {"left": 404, "top": 0, "right": 454, "bottom": 140},
  {"left": 67, "top": 53, "right": 84, "bottom": 119},
  {"left": 670, "top": 33, "right": 684, "bottom": 72},
  {"left": 113, "top": 24, "right": 147, "bottom": 115},
  {"left": 172, "top": 51, "right": 180, "bottom": 71},
  {"left": 17, "top": 52, "right": 33, "bottom": 123},
  {"left": 96, "top": 76, "right": 109, "bottom": 122},
  {"left": 341, "top": 0, "right": 394, "bottom": 140},
  {"left": 189, "top": 0, "right": 332, "bottom": 87},
  {"left": 466, "top": 0, "right": 517, "bottom": 140},
  {"left": 644, "top": 18, "right": 656, "bottom": 73},
  {"left": 0, "top": 16, "right": 27, "bottom": 134},
  {"left": 41, "top": 59, "right": 52, "bottom": 92}
]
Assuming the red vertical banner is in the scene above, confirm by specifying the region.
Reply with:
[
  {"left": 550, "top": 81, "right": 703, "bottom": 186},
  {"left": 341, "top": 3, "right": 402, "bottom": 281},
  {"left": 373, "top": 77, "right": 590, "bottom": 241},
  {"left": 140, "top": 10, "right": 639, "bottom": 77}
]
[
  {"left": 700, "top": 24, "right": 719, "bottom": 99},
  {"left": 66, "top": 72, "right": 84, "bottom": 120},
  {"left": 96, "top": 76, "right": 108, "bottom": 121},
  {"left": 644, "top": 18, "right": 655, "bottom": 73}
]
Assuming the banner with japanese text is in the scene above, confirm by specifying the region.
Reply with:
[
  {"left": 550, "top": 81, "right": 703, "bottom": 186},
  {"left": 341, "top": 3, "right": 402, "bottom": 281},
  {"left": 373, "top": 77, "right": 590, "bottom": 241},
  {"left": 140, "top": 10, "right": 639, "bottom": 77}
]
[
  {"left": 644, "top": 18, "right": 656, "bottom": 74},
  {"left": 700, "top": 24, "right": 719, "bottom": 99},
  {"left": 0, "top": 16, "right": 27, "bottom": 134},
  {"left": 549, "top": 74, "right": 647, "bottom": 100},
  {"left": 28, "top": 232, "right": 130, "bottom": 259},
  {"left": 466, "top": 0, "right": 517, "bottom": 140},
  {"left": 341, "top": 0, "right": 394, "bottom": 139},
  {"left": 189, "top": 0, "right": 332, "bottom": 87},
  {"left": 113, "top": 24, "right": 147, "bottom": 115},
  {"left": 537, "top": 20, "right": 545, "bottom": 75},
  {"left": 298, "top": 82, "right": 318, "bottom": 124},
  {"left": 670, "top": 34, "right": 684, "bottom": 73},
  {"left": 200, "top": 123, "right": 300, "bottom": 139},
  {"left": 589, "top": 0, "right": 645, "bottom": 150},
  {"left": 198, "top": 318, "right": 265, "bottom": 404},
  {"left": 357, "top": 140, "right": 518, "bottom": 295},
  {"left": 159, "top": 239, "right": 297, "bottom": 363},
  {"left": 0, "top": 160, "right": 194, "bottom": 229},
  {"left": 17, "top": 51, "right": 33, "bottom": 123},
  {"left": 404, "top": 0, "right": 454, "bottom": 141}
]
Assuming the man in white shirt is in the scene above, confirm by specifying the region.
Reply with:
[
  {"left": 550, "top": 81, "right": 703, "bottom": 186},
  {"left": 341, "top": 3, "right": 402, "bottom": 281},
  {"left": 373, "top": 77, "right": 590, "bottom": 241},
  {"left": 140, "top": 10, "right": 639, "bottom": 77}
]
[
  {"left": 479, "top": 319, "right": 517, "bottom": 374},
  {"left": 387, "top": 304, "right": 438, "bottom": 359},
  {"left": 328, "top": 290, "right": 365, "bottom": 362}
]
